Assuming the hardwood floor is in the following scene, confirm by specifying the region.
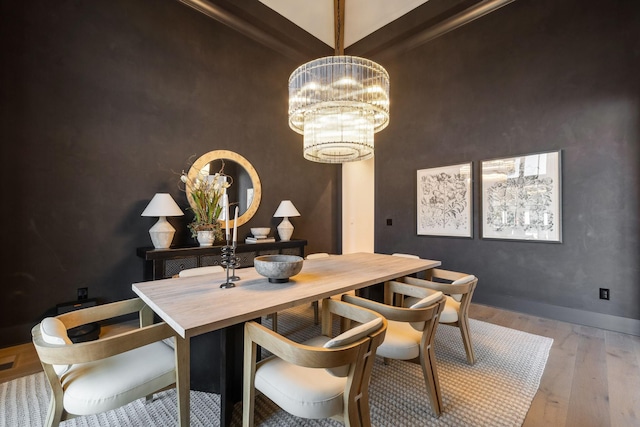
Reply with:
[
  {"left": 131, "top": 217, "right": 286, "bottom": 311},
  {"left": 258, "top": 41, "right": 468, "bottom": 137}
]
[
  {"left": 2, "top": 305, "right": 638, "bottom": 426},
  {"left": 469, "top": 304, "right": 640, "bottom": 427}
]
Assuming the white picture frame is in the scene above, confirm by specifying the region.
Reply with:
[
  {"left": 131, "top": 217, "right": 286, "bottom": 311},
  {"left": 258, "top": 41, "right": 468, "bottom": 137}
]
[
  {"left": 481, "top": 150, "right": 562, "bottom": 242},
  {"left": 417, "top": 163, "right": 472, "bottom": 237}
]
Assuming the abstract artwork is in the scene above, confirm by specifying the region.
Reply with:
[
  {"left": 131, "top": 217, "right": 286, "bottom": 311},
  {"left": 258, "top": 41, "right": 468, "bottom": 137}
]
[
  {"left": 481, "top": 151, "right": 562, "bottom": 242},
  {"left": 417, "top": 163, "right": 472, "bottom": 237}
]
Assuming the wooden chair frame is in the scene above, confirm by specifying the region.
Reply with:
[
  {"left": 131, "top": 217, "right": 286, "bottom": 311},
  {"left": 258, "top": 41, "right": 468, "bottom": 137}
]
[
  {"left": 343, "top": 281, "right": 446, "bottom": 417},
  {"left": 401, "top": 269, "right": 478, "bottom": 364},
  {"left": 243, "top": 298, "right": 387, "bottom": 427},
  {"left": 31, "top": 298, "right": 183, "bottom": 427}
]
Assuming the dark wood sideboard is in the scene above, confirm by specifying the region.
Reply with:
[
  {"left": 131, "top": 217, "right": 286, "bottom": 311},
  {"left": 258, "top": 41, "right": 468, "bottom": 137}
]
[{"left": 136, "top": 239, "right": 307, "bottom": 281}]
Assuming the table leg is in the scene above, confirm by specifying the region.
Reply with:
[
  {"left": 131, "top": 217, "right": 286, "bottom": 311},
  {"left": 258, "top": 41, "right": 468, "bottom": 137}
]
[
  {"left": 176, "top": 336, "right": 190, "bottom": 427},
  {"left": 219, "top": 322, "right": 244, "bottom": 427}
]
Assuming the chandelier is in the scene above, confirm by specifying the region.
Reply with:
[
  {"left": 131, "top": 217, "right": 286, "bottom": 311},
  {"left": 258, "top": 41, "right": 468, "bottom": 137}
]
[{"left": 287, "top": 1, "right": 390, "bottom": 163}]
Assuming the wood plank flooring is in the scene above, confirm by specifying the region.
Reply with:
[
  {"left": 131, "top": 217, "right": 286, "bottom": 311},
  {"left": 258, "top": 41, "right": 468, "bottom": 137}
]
[
  {"left": 469, "top": 304, "right": 640, "bottom": 427},
  {"left": 2, "top": 304, "right": 639, "bottom": 427}
]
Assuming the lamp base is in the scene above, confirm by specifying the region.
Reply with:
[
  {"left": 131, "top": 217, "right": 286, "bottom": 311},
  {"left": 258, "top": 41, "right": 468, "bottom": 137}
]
[
  {"left": 277, "top": 217, "right": 294, "bottom": 241},
  {"left": 149, "top": 216, "right": 176, "bottom": 249}
]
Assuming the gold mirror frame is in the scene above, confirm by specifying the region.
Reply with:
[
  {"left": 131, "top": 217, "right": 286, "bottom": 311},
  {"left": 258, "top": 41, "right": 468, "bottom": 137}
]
[{"left": 186, "top": 150, "right": 261, "bottom": 228}]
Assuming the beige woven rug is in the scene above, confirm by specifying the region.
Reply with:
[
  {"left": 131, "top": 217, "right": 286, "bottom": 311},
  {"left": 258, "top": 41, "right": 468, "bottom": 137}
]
[{"left": 1, "top": 304, "right": 552, "bottom": 426}]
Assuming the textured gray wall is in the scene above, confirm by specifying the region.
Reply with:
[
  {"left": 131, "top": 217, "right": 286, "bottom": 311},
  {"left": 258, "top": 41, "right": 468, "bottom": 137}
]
[
  {"left": 0, "top": 0, "right": 340, "bottom": 346},
  {"left": 374, "top": 0, "right": 640, "bottom": 333}
]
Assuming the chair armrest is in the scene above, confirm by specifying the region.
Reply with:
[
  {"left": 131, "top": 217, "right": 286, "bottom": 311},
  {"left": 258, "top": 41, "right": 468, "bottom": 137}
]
[
  {"left": 322, "top": 298, "right": 382, "bottom": 324},
  {"left": 342, "top": 294, "right": 439, "bottom": 323},
  {"left": 401, "top": 276, "right": 474, "bottom": 295},
  {"left": 57, "top": 298, "right": 147, "bottom": 329},
  {"left": 244, "top": 321, "right": 362, "bottom": 369},
  {"left": 431, "top": 268, "right": 470, "bottom": 282},
  {"left": 33, "top": 321, "right": 175, "bottom": 365}
]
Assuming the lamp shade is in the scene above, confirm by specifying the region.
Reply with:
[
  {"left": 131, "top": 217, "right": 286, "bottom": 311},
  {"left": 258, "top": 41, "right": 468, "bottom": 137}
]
[
  {"left": 273, "top": 200, "right": 300, "bottom": 218},
  {"left": 141, "top": 193, "right": 184, "bottom": 217}
]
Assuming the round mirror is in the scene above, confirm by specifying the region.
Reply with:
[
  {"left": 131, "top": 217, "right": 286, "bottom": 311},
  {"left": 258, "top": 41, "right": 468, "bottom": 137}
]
[{"left": 186, "top": 150, "right": 261, "bottom": 228}]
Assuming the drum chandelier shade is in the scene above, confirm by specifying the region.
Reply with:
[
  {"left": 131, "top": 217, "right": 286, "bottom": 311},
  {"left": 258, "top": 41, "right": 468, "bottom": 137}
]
[{"left": 288, "top": 55, "right": 390, "bottom": 163}]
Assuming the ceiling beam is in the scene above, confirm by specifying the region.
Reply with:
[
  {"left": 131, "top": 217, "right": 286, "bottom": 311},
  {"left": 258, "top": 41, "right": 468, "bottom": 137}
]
[
  {"left": 373, "top": 0, "right": 516, "bottom": 58},
  {"left": 178, "top": 0, "right": 319, "bottom": 61},
  {"left": 334, "top": 0, "right": 345, "bottom": 55}
]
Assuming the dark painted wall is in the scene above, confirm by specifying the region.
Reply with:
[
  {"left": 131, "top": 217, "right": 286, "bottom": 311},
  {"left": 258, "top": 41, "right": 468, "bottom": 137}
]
[
  {"left": 0, "top": 0, "right": 340, "bottom": 346},
  {"left": 374, "top": 0, "right": 640, "bottom": 333}
]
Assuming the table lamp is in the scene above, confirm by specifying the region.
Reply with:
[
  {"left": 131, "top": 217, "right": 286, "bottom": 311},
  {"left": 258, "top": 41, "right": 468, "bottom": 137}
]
[
  {"left": 273, "top": 200, "right": 300, "bottom": 241},
  {"left": 141, "top": 193, "right": 184, "bottom": 249}
]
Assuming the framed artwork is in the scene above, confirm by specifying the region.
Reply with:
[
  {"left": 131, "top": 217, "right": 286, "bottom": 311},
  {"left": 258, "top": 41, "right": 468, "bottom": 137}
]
[
  {"left": 481, "top": 150, "right": 562, "bottom": 242},
  {"left": 417, "top": 163, "right": 472, "bottom": 237}
]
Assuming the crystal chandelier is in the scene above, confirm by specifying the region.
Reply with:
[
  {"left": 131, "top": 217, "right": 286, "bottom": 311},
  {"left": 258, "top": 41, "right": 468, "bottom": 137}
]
[
  {"left": 288, "top": 56, "right": 389, "bottom": 163},
  {"left": 287, "top": 1, "right": 390, "bottom": 163}
]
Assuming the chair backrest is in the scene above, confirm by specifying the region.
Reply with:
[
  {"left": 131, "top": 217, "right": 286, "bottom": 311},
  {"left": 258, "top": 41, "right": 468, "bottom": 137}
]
[
  {"left": 306, "top": 252, "right": 330, "bottom": 260},
  {"left": 178, "top": 265, "right": 224, "bottom": 277},
  {"left": 405, "top": 269, "right": 478, "bottom": 303},
  {"left": 343, "top": 281, "right": 446, "bottom": 333},
  {"left": 392, "top": 253, "right": 419, "bottom": 259}
]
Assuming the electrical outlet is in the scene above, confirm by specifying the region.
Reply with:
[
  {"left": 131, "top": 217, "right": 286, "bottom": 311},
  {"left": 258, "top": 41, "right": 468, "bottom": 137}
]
[
  {"left": 599, "top": 288, "right": 609, "bottom": 300},
  {"left": 386, "top": 218, "right": 393, "bottom": 226},
  {"left": 77, "top": 287, "right": 88, "bottom": 300}
]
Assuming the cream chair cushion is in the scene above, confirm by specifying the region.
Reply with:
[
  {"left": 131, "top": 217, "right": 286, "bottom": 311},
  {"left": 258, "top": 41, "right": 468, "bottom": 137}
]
[
  {"left": 254, "top": 337, "right": 347, "bottom": 419},
  {"left": 254, "top": 318, "right": 382, "bottom": 420},
  {"left": 372, "top": 292, "right": 443, "bottom": 360},
  {"left": 405, "top": 295, "right": 460, "bottom": 324},
  {"left": 40, "top": 317, "right": 73, "bottom": 375},
  {"left": 60, "top": 341, "right": 175, "bottom": 415},
  {"left": 375, "top": 321, "right": 422, "bottom": 360}
]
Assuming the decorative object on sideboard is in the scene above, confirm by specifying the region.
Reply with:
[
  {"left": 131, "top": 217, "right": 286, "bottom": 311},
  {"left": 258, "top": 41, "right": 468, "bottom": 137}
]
[
  {"left": 254, "top": 255, "right": 304, "bottom": 283},
  {"left": 273, "top": 200, "right": 300, "bottom": 242},
  {"left": 287, "top": 1, "right": 389, "bottom": 163},
  {"left": 250, "top": 227, "right": 271, "bottom": 238},
  {"left": 246, "top": 227, "right": 274, "bottom": 243},
  {"left": 180, "top": 161, "right": 230, "bottom": 246},
  {"left": 141, "top": 193, "right": 184, "bottom": 249}
]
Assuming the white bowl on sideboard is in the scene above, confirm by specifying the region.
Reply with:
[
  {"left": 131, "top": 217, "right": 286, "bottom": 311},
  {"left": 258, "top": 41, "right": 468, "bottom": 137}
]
[{"left": 250, "top": 227, "right": 271, "bottom": 238}]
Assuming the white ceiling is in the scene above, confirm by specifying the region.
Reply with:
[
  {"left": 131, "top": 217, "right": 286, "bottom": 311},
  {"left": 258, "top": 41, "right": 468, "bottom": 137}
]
[{"left": 258, "top": 0, "right": 430, "bottom": 48}]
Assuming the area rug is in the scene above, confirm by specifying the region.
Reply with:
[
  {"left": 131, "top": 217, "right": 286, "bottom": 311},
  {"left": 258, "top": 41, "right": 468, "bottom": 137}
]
[{"left": 0, "top": 304, "right": 552, "bottom": 427}]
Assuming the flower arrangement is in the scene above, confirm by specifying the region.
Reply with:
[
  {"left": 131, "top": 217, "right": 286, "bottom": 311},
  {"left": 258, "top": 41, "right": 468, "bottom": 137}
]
[{"left": 180, "top": 162, "right": 231, "bottom": 241}]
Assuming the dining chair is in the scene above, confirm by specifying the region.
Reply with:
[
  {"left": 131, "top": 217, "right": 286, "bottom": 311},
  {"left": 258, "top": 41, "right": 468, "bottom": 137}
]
[
  {"left": 400, "top": 269, "right": 479, "bottom": 364},
  {"left": 343, "top": 281, "right": 447, "bottom": 417},
  {"left": 243, "top": 298, "right": 387, "bottom": 427},
  {"left": 31, "top": 298, "right": 184, "bottom": 427},
  {"left": 177, "top": 265, "right": 224, "bottom": 277}
]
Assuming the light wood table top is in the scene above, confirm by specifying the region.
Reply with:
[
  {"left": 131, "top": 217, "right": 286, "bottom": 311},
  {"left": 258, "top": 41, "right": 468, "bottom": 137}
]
[{"left": 132, "top": 252, "right": 440, "bottom": 339}]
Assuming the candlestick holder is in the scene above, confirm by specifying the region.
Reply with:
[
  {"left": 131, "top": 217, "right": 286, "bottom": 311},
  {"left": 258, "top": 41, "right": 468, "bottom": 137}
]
[
  {"left": 220, "top": 242, "right": 239, "bottom": 288},
  {"left": 230, "top": 242, "right": 241, "bottom": 281}
]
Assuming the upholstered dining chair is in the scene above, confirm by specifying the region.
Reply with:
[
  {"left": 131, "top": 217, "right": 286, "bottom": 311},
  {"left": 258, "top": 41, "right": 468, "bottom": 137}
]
[
  {"left": 343, "top": 282, "right": 447, "bottom": 418},
  {"left": 177, "top": 264, "right": 224, "bottom": 277},
  {"left": 242, "top": 298, "right": 387, "bottom": 427},
  {"left": 31, "top": 298, "right": 183, "bottom": 427},
  {"left": 400, "top": 269, "right": 479, "bottom": 365}
]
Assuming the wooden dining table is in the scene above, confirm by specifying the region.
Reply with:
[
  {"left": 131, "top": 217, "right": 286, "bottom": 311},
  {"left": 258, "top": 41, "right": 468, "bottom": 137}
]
[{"left": 132, "top": 252, "right": 441, "bottom": 426}]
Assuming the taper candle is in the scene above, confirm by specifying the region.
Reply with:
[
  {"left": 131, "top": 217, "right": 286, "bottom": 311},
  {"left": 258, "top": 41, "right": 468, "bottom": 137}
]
[
  {"left": 223, "top": 194, "right": 229, "bottom": 240},
  {"left": 232, "top": 206, "right": 238, "bottom": 244}
]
